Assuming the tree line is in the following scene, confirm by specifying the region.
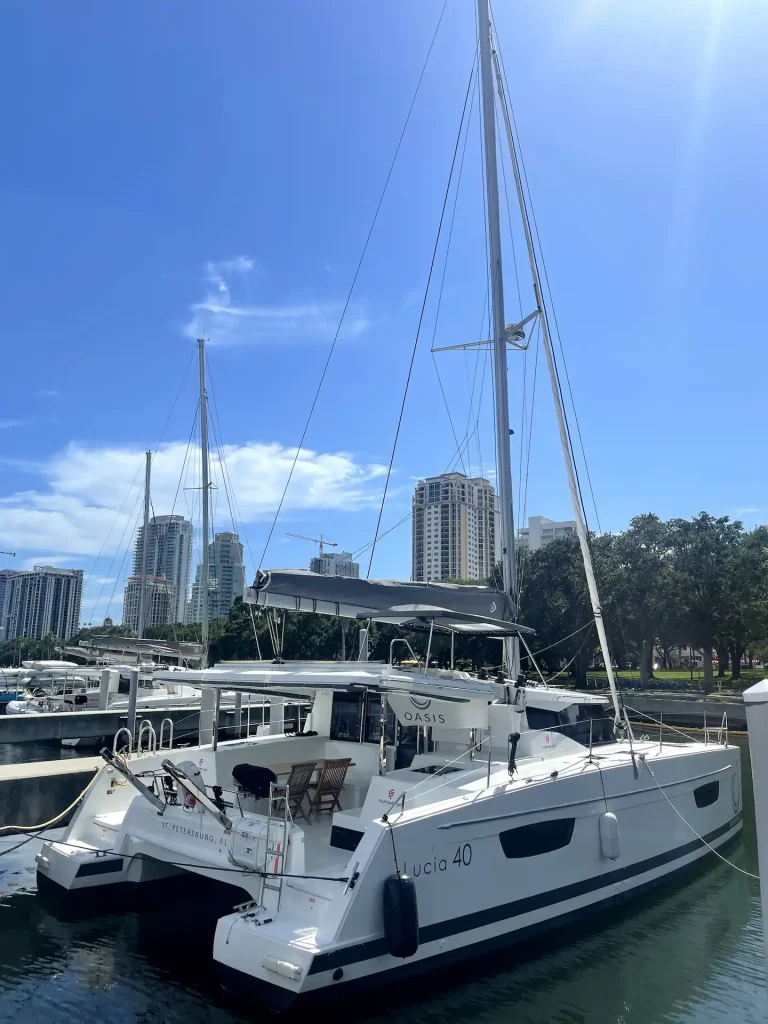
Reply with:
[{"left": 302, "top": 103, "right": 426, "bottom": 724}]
[
  {"left": 511, "top": 511, "right": 768, "bottom": 689},
  {"left": 2, "top": 511, "right": 765, "bottom": 691}
]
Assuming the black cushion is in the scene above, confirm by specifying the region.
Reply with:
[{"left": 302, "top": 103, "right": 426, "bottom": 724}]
[{"left": 232, "top": 764, "right": 277, "bottom": 798}]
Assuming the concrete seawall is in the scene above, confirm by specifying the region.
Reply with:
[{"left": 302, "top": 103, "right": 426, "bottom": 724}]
[{"left": 0, "top": 756, "right": 102, "bottom": 834}]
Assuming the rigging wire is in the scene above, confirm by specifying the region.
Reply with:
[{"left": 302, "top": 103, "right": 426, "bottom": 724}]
[
  {"left": 82, "top": 348, "right": 197, "bottom": 611},
  {"left": 491, "top": 20, "right": 637, "bottom": 666},
  {"left": 89, "top": 477, "right": 145, "bottom": 623},
  {"left": 204, "top": 353, "right": 266, "bottom": 655},
  {"left": 429, "top": 49, "right": 479, "bottom": 479},
  {"left": 205, "top": 352, "right": 258, "bottom": 577},
  {"left": 367, "top": 55, "right": 478, "bottom": 578},
  {"left": 492, "top": 23, "right": 598, "bottom": 535},
  {"left": 256, "top": 0, "right": 450, "bottom": 575}
]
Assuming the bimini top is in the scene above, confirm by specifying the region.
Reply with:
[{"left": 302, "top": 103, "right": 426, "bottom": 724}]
[
  {"left": 245, "top": 570, "right": 533, "bottom": 637},
  {"left": 153, "top": 659, "right": 507, "bottom": 703}
]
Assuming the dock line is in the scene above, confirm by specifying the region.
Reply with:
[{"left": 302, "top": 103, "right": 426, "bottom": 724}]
[{"left": 0, "top": 771, "right": 100, "bottom": 834}]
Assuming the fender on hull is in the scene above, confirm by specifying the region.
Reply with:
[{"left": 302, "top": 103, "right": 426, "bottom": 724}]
[{"left": 216, "top": 818, "right": 742, "bottom": 1013}]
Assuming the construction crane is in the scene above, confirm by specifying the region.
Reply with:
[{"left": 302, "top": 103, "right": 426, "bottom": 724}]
[
  {"left": 286, "top": 533, "right": 337, "bottom": 558},
  {"left": 0, "top": 551, "right": 15, "bottom": 557}
]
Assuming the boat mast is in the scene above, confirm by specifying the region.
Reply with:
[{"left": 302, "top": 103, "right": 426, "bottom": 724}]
[
  {"left": 198, "top": 338, "right": 211, "bottom": 660},
  {"left": 476, "top": 0, "right": 519, "bottom": 679},
  {"left": 136, "top": 449, "right": 152, "bottom": 640},
  {"left": 489, "top": 30, "right": 622, "bottom": 721}
]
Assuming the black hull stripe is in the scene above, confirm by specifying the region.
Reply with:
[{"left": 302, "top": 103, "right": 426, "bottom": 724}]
[
  {"left": 309, "top": 814, "right": 741, "bottom": 974},
  {"left": 76, "top": 857, "right": 124, "bottom": 878}
]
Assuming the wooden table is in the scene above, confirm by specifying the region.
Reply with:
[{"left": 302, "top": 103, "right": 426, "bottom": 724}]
[{"left": 269, "top": 758, "right": 355, "bottom": 779}]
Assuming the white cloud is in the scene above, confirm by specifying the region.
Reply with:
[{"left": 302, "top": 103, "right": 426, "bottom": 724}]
[
  {"left": 0, "top": 440, "right": 388, "bottom": 558},
  {"left": 38, "top": 389, "right": 58, "bottom": 398},
  {"left": 185, "top": 255, "right": 368, "bottom": 347},
  {"left": 0, "top": 420, "right": 25, "bottom": 430}
]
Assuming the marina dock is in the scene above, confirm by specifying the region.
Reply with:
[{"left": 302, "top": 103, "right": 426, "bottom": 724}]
[
  {"left": 0, "top": 754, "right": 102, "bottom": 832},
  {"left": 0, "top": 704, "right": 241, "bottom": 745}
]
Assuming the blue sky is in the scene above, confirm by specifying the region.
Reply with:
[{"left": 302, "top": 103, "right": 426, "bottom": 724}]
[{"left": 1, "top": 0, "right": 767, "bottom": 625}]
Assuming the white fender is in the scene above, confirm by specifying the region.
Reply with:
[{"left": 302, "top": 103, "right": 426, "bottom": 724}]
[{"left": 599, "top": 812, "right": 621, "bottom": 860}]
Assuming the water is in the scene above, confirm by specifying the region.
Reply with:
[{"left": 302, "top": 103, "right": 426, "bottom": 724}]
[
  {"left": 0, "top": 742, "right": 87, "bottom": 766},
  {"left": 0, "top": 737, "right": 764, "bottom": 1024}
]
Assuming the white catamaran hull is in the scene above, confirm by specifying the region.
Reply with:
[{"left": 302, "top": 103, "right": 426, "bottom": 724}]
[{"left": 35, "top": 721, "right": 741, "bottom": 1010}]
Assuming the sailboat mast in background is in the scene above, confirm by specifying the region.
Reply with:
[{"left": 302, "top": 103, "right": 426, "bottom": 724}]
[
  {"left": 198, "top": 337, "right": 211, "bottom": 657},
  {"left": 136, "top": 449, "right": 152, "bottom": 640}
]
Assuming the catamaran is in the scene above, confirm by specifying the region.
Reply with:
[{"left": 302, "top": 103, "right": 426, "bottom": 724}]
[{"left": 36, "top": 0, "right": 741, "bottom": 1010}]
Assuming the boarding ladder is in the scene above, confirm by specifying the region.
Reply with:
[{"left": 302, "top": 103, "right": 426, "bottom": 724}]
[{"left": 259, "top": 782, "right": 290, "bottom": 915}]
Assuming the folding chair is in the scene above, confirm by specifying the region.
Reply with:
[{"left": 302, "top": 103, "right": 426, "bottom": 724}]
[
  {"left": 272, "top": 761, "right": 317, "bottom": 821},
  {"left": 307, "top": 758, "right": 350, "bottom": 818}
]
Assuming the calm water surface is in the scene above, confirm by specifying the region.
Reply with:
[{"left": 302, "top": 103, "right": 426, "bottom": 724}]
[{"left": 0, "top": 737, "right": 764, "bottom": 1024}]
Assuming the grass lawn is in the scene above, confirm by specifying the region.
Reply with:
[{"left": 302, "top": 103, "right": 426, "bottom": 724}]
[{"left": 587, "top": 667, "right": 766, "bottom": 693}]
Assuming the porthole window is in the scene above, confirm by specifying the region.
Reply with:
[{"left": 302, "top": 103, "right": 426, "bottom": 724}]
[
  {"left": 694, "top": 780, "right": 719, "bottom": 808},
  {"left": 499, "top": 818, "right": 575, "bottom": 859}
]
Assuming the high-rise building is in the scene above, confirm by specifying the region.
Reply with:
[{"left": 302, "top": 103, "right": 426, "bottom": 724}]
[
  {"left": 411, "top": 473, "right": 499, "bottom": 582},
  {"left": 187, "top": 531, "right": 246, "bottom": 622},
  {"left": 122, "top": 576, "right": 175, "bottom": 632},
  {"left": 517, "top": 516, "right": 576, "bottom": 552},
  {"left": 188, "top": 564, "right": 216, "bottom": 625},
  {"left": 1, "top": 566, "right": 83, "bottom": 642},
  {"left": 310, "top": 551, "right": 360, "bottom": 578},
  {"left": 133, "top": 515, "right": 192, "bottom": 624},
  {"left": 210, "top": 532, "right": 246, "bottom": 618},
  {"left": 0, "top": 569, "right": 13, "bottom": 641}
]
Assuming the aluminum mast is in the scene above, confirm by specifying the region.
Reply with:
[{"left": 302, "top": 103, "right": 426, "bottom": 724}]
[
  {"left": 198, "top": 338, "right": 211, "bottom": 658},
  {"left": 476, "top": 0, "right": 519, "bottom": 679},
  {"left": 136, "top": 449, "right": 152, "bottom": 640},
  {"left": 490, "top": 30, "right": 622, "bottom": 721}
]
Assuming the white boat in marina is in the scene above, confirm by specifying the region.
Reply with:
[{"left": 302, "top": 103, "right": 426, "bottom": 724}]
[
  {"left": 5, "top": 661, "right": 201, "bottom": 716},
  {"left": 35, "top": 646, "right": 740, "bottom": 1009},
  {"left": 36, "top": 0, "right": 743, "bottom": 1009}
]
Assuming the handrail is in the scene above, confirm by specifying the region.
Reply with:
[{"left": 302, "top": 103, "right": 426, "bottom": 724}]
[
  {"left": 159, "top": 717, "right": 174, "bottom": 750},
  {"left": 704, "top": 712, "right": 728, "bottom": 747},
  {"left": 137, "top": 719, "right": 157, "bottom": 755},
  {"left": 389, "top": 637, "right": 420, "bottom": 667},
  {"left": 113, "top": 727, "right": 133, "bottom": 756}
]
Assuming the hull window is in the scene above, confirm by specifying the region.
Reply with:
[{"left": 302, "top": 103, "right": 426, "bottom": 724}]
[
  {"left": 526, "top": 704, "right": 615, "bottom": 746},
  {"left": 499, "top": 817, "right": 576, "bottom": 859},
  {"left": 694, "top": 780, "right": 720, "bottom": 808}
]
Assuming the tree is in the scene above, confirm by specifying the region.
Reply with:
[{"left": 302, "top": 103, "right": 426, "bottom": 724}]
[
  {"left": 517, "top": 537, "right": 597, "bottom": 685},
  {"left": 667, "top": 513, "right": 744, "bottom": 691},
  {"left": 607, "top": 515, "right": 672, "bottom": 685}
]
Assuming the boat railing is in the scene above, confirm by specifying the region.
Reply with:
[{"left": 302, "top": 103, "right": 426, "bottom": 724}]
[
  {"left": 137, "top": 719, "right": 157, "bottom": 755},
  {"left": 389, "top": 637, "right": 420, "bottom": 668},
  {"left": 113, "top": 727, "right": 133, "bottom": 756},
  {"left": 244, "top": 699, "right": 268, "bottom": 740},
  {"left": 625, "top": 704, "right": 729, "bottom": 748},
  {"left": 159, "top": 717, "right": 174, "bottom": 750},
  {"left": 704, "top": 711, "right": 728, "bottom": 747}
]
